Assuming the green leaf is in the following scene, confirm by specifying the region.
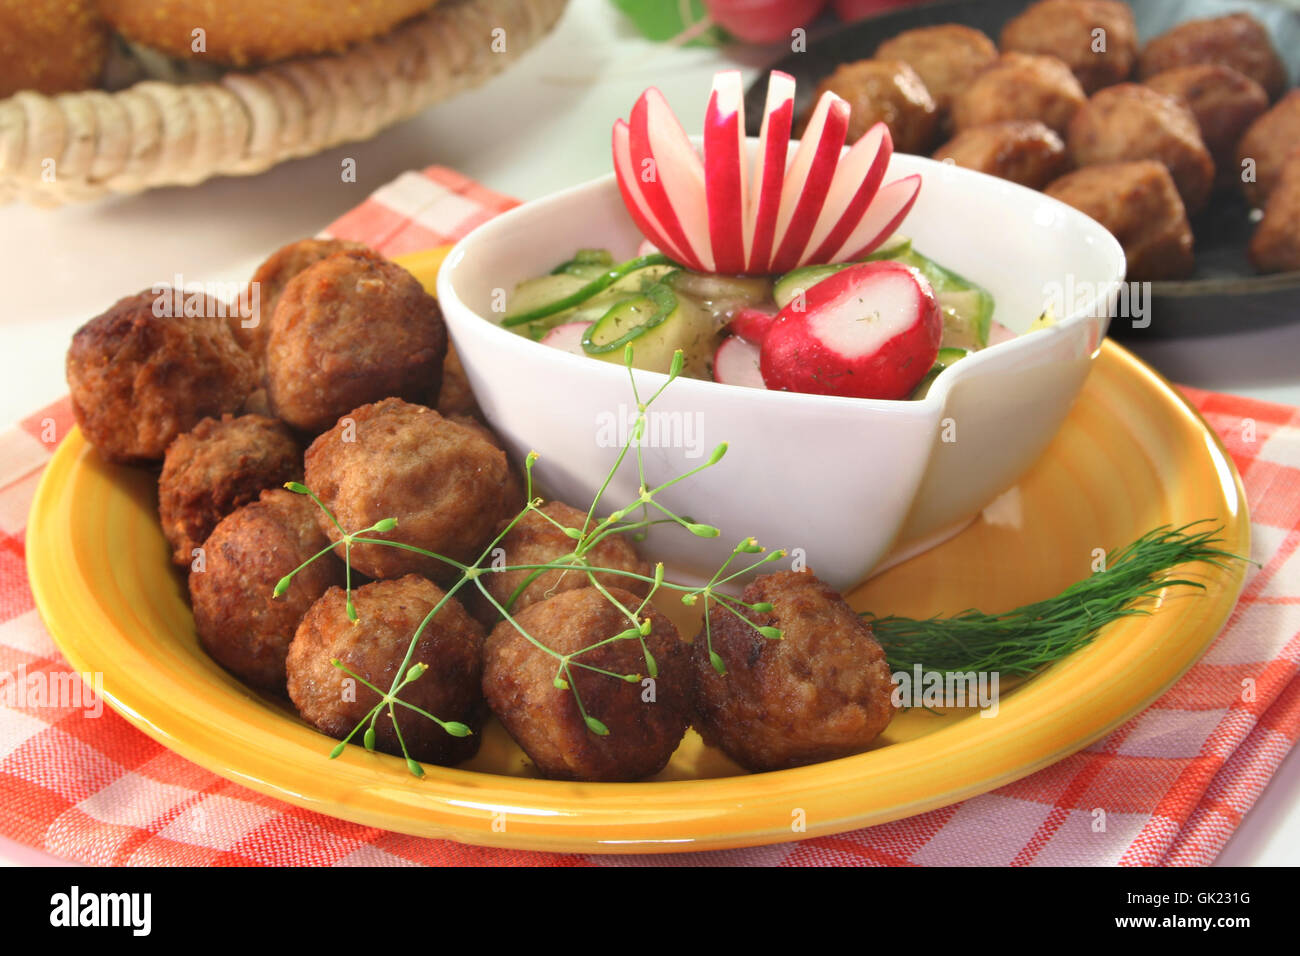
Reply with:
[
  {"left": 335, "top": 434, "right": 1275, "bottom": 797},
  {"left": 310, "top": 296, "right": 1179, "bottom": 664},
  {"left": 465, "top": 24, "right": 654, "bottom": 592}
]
[
  {"left": 284, "top": 481, "right": 310, "bottom": 495},
  {"left": 406, "top": 758, "right": 425, "bottom": 778},
  {"left": 749, "top": 602, "right": 773, "bottom": 613},
  {"left": 363, "top": 727, "right": 376, "bottom": 751},
  {"left": 442, "top": 722, "right": 473, "bottom": 738},
  {"left": 272, "top": 574, "right": 293, "bottom": 598},
  {"left": 644, "top": 650, "right": 658, "bottom": 679},
  {"left": 686, "top": 522, "right": 721, "bottom": 538},
  {"left": 608, "top": 0, "right": 726, "bottom": 46},
  {"left": 553, "top": 676, "right": 570, "bottom": 690},
  {"left": 373, "top": 517, "right": 399, "bottom": 533},
  {"left": 758, "top": 626, "right": 783, "bottom": 640},
  {"left": 329, "top": 741, "right": 347, "bottom": 759},
  {"left": 584, "top": 716, "right": 610, "bottom": 736},
  {"left": 707, "top": 442, "right": 728, "bottom": 465},
  {"left": 709, "top": 651, "right": 726, "bottom": 676}
]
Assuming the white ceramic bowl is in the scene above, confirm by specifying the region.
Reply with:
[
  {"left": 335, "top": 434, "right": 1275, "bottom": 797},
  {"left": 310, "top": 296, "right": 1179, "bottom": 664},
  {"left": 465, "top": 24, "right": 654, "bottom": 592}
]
[{"left": 438, "top": 148, "right": 1125, "bottom": 591}]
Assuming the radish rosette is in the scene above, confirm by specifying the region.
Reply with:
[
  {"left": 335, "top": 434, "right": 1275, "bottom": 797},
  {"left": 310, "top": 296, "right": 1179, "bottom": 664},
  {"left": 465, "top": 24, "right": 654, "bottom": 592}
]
[{"left": 612, "top": 70, "right": 922, "bottom": 277}]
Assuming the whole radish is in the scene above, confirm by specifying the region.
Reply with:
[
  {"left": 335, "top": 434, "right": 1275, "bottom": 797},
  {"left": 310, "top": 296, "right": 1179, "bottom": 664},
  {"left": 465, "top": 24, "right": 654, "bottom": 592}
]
[
  {"left": 761, "top": 260, "right": 941, "bottom": 399},
  {"left": 704, "top": 0, "right": 828, "bottom": 44}
]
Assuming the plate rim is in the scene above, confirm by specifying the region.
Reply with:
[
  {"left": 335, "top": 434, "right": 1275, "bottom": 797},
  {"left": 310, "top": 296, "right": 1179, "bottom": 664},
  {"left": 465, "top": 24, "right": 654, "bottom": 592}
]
[{"left": 25, "top": 342, "right": 1251, "bottom": 855}]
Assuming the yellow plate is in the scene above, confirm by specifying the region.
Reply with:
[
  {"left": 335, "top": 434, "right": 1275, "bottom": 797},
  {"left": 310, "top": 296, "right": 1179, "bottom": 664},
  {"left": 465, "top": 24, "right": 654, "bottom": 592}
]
[{"left": 27, "top": 336, "right": 1249, "bottom": 854}]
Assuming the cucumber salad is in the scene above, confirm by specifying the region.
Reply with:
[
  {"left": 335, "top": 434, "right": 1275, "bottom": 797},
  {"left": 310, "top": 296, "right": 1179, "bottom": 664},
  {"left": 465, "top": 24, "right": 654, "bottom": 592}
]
[{"left": 501, "top": 237, "right": 1014, "bottom": 401}]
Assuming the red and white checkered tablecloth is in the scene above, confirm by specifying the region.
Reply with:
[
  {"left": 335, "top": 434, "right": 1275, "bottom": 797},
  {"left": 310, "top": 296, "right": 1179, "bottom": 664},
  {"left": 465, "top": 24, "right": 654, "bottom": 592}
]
[{"left": 1, "top": 167, "right": 1297, "bottom": 866}]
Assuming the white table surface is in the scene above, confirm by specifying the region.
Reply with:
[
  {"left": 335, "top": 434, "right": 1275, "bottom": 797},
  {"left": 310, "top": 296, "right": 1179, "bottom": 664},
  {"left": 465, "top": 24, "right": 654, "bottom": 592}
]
[{"left": 1, "top": 0, "right": 1295, "bottom": 867}]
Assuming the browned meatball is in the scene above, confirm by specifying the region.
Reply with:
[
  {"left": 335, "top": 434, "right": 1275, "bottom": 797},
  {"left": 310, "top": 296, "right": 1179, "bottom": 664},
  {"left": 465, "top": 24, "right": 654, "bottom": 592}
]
[
  {"left": 932, "top": 120, "right": 1069, "bottom": 190},
  {"left": 159, "top": 414, "right": 301, "bottom": 566},
  {"left": 1249, "top": 154, "right": 1300, "bottom": 274},
  {"left": 1138, "top": 13, "right": 1287, "bottom": 101},
  {"left": 691, "top": 571, "right": 895, "bottom": 773},
  {"left": 233, "top": 237, "right": 366, "bottom": 361},
  {"left": 1067, "top": 84, "right": 1215, "bottom": 215},
  {"left": 445, "top": 413, "right": 527, "bottom": 518},
  {"left": 809, "top": 59, "right": 938, "bottom": 152},
  {"left": 1144, "top": 65, "right": 1269, "bottom": 190},
  {"left": 287, "top": 575, "right": 486, "bottom": 766},
  {"left": 951, "top": 52, "right": 1086, "bottom": 137},
  {"left": 1045, "top": 161, "right": 1194, "bottom": 280},
  {"left": 66, "top": 289, "right": 257, "bottom": 464},
  {"left": 474, "top": 501, "right": 651, "bottom": 628},
  {"left": 873, "top": 24, "right": 997, "bottom": 120},
  {"left": 303, "top": 398, "right": 509, "bottom": 584},
  {"left": 482, "top": 587, "right": 690, "bottom": 781},
  {"left": 1236, "top": 90, "right": 1300, "bottom": 208},
  {"left": 190, "top": 488, "right": 344, "bottom": 694},
  {"left": 437, "top": 344, "right": 481, "bottom": 420},
  {"left": 265, "top": 249, "right": 447, "bottom": 433},
  {"left": 999, "top": 0, "right": 1138, "bottom": 94},
  {"left": 0, "top": 0, "right": 108, "bottom": 97}
]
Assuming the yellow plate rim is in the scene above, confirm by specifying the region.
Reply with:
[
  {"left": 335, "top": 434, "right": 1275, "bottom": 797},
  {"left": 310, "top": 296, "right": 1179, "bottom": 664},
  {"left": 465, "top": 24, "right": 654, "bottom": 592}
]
[{"left": 25, "top": 342, "right": 1250, "bottom": 855}]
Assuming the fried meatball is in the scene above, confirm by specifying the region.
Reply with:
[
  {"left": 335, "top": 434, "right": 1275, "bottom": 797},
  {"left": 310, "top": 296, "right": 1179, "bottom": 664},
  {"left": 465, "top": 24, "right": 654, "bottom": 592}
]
[
  {"left": 951, "top": 52, "right": 1086, "bottom": 137},
  {"left": 482, "top": 587, "right": 690, "bottom": 781},
  {"left": 1249, "top": 154, "right": 1300, "bottom": 274},
  {"left": 1045, "top": 161, "right": 1194, "bottom": 280},
  {"left": 1236, "top": 91, "right": 1300, "bottom": 208},
  {"left": 287, "top": 575, "right": 486, "bottom": 766},
  {"left": 809, "top": 59, "right": 938, "bottom": 152},
  {"left": 97, "top": 0, "right": 438, "bottom": 66},
  {"left": 1138, "top": 13, "right": 1287, "bottom": 101},
  {"left": 159, "top": 414, "right": 301, "bottom": 566},
  {"left": 933, "top": 120, "right": 1069, "bottom": 190},
  {"left": 303, "top": 398, "right": 509, "bottom": 584},
  {"left": 873, "top": 24, "right": 997, "bottom": 120},
  {"left": 234, "top": 237, "right": 367, "bottom": 361},
  {"left": 473, "top": 501, "right": 651, "bottom": 629},
  {"left": 1144, "top": 65, "right": 1269, "bottom": 190},
  {"left": 265, "top": 249, "right": 447, "bottom": 434},
  {"left": 445, "top": 413, "right": 527, "bottom": 517},
  {"left": 437, "top": 344, "right": 481, "bottom": 420},
  {"left": 1067, "top": 84, "right": 1215, "bottom": 215},
  {"left": 190, "top": 488, "right": 344, "bottom": 694},
  {"left": 691, "top": 571, "right": 895, "bottom": 773},
  {"left": 0, "top": 0, "right": 108, "bottom": 96},
  {"left": 66, "top": 289, "right": 257, "bottom": 464},
  {"left": 999, "top": 0, "right": 1138, "bottom": 94}
]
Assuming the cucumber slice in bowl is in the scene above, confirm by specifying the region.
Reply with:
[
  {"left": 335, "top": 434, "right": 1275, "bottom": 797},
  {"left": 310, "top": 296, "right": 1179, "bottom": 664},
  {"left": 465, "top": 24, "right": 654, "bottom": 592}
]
[{"left": 581, "top": 275, "right": 719, "bottom": 376}]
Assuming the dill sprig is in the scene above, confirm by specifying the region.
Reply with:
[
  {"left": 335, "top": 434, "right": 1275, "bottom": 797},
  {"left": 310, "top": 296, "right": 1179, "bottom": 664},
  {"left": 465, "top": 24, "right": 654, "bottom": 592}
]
[{"left": 867, "top": 523, "right": 1247, "bottom": 676}]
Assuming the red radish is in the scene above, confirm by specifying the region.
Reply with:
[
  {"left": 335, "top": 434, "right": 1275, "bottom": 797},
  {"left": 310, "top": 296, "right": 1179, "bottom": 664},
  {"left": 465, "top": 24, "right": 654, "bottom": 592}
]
[
  {"left": 747, "top": 71, "right": 796, "bottom": 273},
  {"left": 704, "top": 71, "right": 749, "bottom": 273},
  {"left": 729, "top": 306, "right": 777, "bottom": 343},
  {"left": 761, "top": 261, "right": 941, "bottom": 399},
  {"left": 831, "top": 0, "right": 917, "bottom": 24},
  {"left": 769, "top": 91, "right": 851, "bottom": 274},
  {"left": 805, "top": 123, "right": 891, "bottom": 263},
  {"left": 613, "top": 121, "right": 691, "bottom": 265},
  {"left": 704, "top": 0, "right": 828, "bottom": 44},
  {"left": 988, "top": 320, "right": 1018, "bottom": 346},
  {"left": 540, "top": 321, "right": 593, "bottom": 355},
  {"left": 714, "top": 336, "right": 768, "bottom": 389},
  {"left": 629, "top": 89, "right": 715, "bottom": 273},
  {"left": 829, "top": 174, "right": 921, "bottom": 261}
]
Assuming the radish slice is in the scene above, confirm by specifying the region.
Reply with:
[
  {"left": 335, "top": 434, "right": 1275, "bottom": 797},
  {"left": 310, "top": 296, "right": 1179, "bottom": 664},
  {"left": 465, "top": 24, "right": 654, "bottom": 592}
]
[
  {"left": 714, "top": 336, "right": 767, "bottom": 389},
  {"left": 630, "top": 89, "right": 715, "bottom": 273},
  {"left": 540, "top": 321, "right": 593, "bottom": 355},
  {"left": 747, "top": 71, "right": 796, "bottom": 274},
  {"left": 729, "top": 306, "right": 777, "bottom": 344},
  {"left": 829, "top": 174, "right": 922, "bottom": 262},
  {"left": 988, "top": 320, "right": 1018, "bottom": 346},
  {"left": 636, "top": 239, "right": 660, "bottom": 257},
  {"left": 612, "top": 120, "right": 691, "bottom": 265},
  {"left": 769, "top": 91, "right": 851, "bottom": 275},
  {"left": 704, "top": 71, "right": 748, "bottom": 274},
  {"left": 761, "top": 261, "right": 941, "bottom": 400},
  {"left": 804, "top": 123, "right": 891, "bottom": 264}
]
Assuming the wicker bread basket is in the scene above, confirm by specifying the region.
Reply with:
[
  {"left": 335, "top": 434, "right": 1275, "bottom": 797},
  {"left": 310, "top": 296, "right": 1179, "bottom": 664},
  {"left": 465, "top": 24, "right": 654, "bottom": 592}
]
[{"left": 0, "top": 0, "right": 568, "bottom": 207}]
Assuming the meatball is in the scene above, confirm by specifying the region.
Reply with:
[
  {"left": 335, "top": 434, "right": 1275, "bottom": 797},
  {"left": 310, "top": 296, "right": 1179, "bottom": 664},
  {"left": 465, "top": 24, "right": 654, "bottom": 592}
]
[
  {"left": 1249, "top": 154, "right": 1300, "bottom": 274},
  {"left": 190, "top": 488, "right": 344, "bottom": 693},
  {"left": 287, "top": 575, "right": 486, "bottom": 766},
  {"left": 999, "top": 0, "right": 1138, "bottom": 94},
  {"left": 808, "top": 59, "right": 938, "bottom": 152},
  {"left": 302, "top": 398, "right": 509, "bottom": 584},
  {"left": 233, "top": 237, "right": 366, "bottom": 361},
  {"left": 265, "top": 249, "right": 447, "bottom": 434},
  {"left": 1045, "top": 161, "right": 1194, "bottom": 280},
  {"left": 482, "top": 587, "right": 690, "bottom": 781},
  {"left": 1067, "top": 84, "right": 1215, "bottom": 215},
  {"left": 437, "top": 344, "right": 481, "bottom": 420},
  {"left": 445, "top": 413, "right": 527, "bottom": 517},
  {"left": 1236, "top": 90, "right": 1300, "bottom": 208},
  {"left": 873, "top": 24, "right": 997, "bottom": 121},
  {"left": 158, "top": 413, "right": 302, "bottom": 566},
  {"left": 691, "top": 571, "right": 895, "bottom": 773},
  {"left": 933, "top": 120, "right": 1069, "bottom": 190},
  {"left": 0, "top": 0, "right": 108, "bottom": 96},
  {"left": 474, "top": 501, "right": 651, "bottom": 628},
  {"left": 1138, "top": 13, "right": 1287, "bottom": 101},
  {"left": 66, "top": 289, "right": 257, "bottom": 464},
  {"left": 1144, "top": 65, "right": 1269, "bottom": 190},
  {"left": 951, "top": 52, "right": 1086, "bottom": 137}
]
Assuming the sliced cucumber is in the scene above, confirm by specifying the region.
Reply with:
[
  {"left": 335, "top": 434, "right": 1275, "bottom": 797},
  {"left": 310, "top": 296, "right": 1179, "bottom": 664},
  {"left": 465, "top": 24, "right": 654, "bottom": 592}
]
[
  {"left": 860, "top": 234, "right": 912, "bottom": 261},
  {"left": 773, "top": 264, "right": 848, "bottom": 309},
  {"left": 583, "top": 280, "right": 678, "bottom": 355},
  {"left": 909, "top": 347, "right": 970, "bottom": 400},
  {"left": 551, "top": 248, "right": 614, "bottom": 278},
  {"left": 503, "top": 252, "right": 671, "bottom": 327}
]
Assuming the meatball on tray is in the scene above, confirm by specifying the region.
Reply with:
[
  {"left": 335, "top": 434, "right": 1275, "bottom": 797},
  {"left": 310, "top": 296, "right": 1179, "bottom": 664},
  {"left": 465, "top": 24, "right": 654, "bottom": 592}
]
[
  {"left": 746, "top": 0, "right": 1300, "bottom": 338},
  {"left": 29, "top": 311, "right": 1247, "bottom": 852}
]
